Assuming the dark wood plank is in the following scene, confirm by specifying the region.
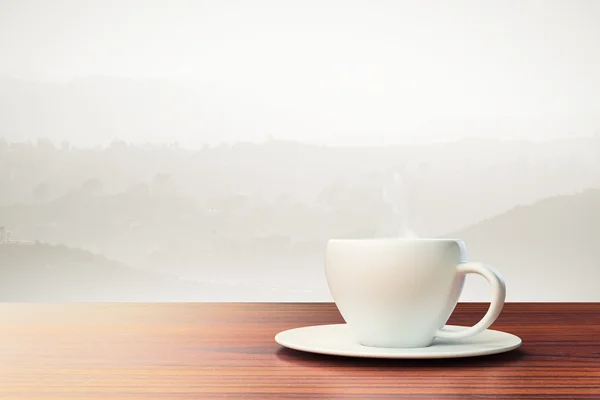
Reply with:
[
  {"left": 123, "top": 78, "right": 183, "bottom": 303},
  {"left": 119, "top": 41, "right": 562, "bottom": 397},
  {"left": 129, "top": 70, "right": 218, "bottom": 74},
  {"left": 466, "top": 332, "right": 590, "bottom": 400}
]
[{"left": 0, "top": 302, "right": 599, "bottom": 399}]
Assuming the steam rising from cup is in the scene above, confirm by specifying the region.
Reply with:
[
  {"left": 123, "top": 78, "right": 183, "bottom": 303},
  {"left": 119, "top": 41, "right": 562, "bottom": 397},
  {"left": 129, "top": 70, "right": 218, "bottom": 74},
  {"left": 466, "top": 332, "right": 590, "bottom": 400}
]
[{"left": 382, "top": 169, "right": 419, "bottom": 239}]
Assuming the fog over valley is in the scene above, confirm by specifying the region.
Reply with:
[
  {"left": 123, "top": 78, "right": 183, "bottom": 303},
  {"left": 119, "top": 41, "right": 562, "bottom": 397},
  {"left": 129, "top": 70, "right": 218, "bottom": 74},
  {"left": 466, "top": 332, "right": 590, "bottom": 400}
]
[
  {"left": 1, "top": 134, "right": 599, "bottom": 301},
  {"left": 1, "top": 0, "right": 600, "bottom": 301}
]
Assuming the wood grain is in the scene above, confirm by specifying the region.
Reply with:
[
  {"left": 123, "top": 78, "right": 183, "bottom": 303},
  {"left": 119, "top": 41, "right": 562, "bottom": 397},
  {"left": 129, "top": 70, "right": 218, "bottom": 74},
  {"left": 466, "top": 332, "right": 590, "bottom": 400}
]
[{"left": 0, "top": 302, "right": 599, "bottom": 399}]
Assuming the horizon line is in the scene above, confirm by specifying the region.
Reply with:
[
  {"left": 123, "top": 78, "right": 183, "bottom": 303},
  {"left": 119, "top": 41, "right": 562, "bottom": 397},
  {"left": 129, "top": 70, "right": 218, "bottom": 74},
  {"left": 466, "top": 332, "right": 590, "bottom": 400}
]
[{"left": 2, "top": 133, "right": 598, "bottom": 152}]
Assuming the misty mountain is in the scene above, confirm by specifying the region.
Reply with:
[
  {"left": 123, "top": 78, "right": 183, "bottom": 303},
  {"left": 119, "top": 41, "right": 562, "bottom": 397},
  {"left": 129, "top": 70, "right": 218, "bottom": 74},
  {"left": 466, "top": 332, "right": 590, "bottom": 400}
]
[
  {"left": 1, "top": 75, "right": 600, "bottom": 301},
  {"left": 0, "top": 242, "right": 205, "bottom": 301},
  {"left": 0, "top": 242, "right": 304, "bottom": 302},
  {"left": 443, "top": 189, "right": 600, "bottom": 301},
  {"left": 0, "top": 137, "right": 600, "bottom": 241}
]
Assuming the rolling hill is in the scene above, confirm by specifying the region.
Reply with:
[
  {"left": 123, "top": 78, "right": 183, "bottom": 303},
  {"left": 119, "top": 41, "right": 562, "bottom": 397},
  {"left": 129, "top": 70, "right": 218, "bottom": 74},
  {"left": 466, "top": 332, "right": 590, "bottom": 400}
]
[
  {"left": 0, "top": 242, "right": 205, "bottom": 301},
  {"left": 443, "top": 189, "right": 600, "bottom": 301},
  {"left": 0, "top": 242, "right": 301, "bottom": 302}
]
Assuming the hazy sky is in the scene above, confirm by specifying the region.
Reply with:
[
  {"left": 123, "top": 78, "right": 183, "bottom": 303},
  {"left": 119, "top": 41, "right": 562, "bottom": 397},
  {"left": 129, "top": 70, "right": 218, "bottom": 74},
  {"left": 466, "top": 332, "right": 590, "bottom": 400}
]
[{"left": 1, "top": 0, "right": 600, "bottom": 145}]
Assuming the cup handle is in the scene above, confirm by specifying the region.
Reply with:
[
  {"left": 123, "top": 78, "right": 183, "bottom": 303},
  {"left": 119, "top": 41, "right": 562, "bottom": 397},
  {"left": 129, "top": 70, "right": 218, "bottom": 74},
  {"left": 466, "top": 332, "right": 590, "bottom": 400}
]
[{"left": 434, "top": 262, "right": 506, "bottom": 340}]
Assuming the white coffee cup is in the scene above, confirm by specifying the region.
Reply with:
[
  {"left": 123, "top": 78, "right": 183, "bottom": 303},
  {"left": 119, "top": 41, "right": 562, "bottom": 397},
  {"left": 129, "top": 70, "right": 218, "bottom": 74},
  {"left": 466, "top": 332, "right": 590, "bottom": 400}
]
[{"left": 325, "top": 238, "right": 506, "bottom": 348}]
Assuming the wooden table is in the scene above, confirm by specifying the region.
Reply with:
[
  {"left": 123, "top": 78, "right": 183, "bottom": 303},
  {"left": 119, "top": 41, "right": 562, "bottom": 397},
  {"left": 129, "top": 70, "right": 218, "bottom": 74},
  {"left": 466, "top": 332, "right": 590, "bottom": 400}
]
[{"left": 0, "top": 303, "right": 598, "bottom": 399}]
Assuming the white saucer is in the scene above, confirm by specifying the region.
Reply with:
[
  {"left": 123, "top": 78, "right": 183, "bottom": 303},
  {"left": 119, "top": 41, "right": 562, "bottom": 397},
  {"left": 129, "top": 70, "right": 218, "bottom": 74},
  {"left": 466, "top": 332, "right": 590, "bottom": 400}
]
[{"left": 275, "top": 324, "right": 522, "bottom": 359}]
